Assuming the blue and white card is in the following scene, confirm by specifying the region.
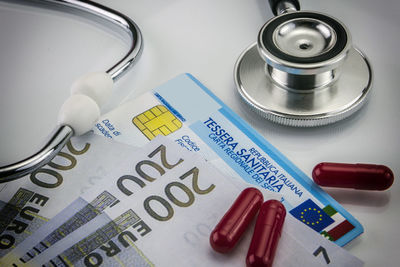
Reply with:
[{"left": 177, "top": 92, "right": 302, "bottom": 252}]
[{"left": 94, "top": 73, "right": 363, "bottom": 246}]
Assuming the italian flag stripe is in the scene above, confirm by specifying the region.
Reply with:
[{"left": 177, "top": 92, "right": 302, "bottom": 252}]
[
  {"left": 327, "top": 220, "right": 355, "bottom": 241},
  {"left": 322, "top": 205, "right": 337, "bottom": 217}
]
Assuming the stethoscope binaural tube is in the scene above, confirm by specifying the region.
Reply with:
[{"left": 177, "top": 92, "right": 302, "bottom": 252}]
[
  {"left": 234, "top": 0, "right": 372, "bottom": 127},
  {"left": 0, "top": 0, "right": 143, "bottom": 183}
]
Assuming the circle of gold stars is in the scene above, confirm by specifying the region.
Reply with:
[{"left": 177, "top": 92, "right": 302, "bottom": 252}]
[{"left": 300, "top": 208, "right": 323, "bottom": 225}]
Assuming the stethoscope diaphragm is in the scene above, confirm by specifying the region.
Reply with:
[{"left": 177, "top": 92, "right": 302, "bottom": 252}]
[{"left": 234, "top": 1, "right": 372, "bottom": 127}]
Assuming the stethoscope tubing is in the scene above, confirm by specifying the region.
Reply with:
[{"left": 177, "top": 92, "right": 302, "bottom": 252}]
[{"left": 0, "top": 0, "right": 143, "bottom": 183}]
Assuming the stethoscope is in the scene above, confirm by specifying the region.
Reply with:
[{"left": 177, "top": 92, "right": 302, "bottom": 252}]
[
  {"left": 234, "top": 0, "right": 372, "bottom": 127},
  {"left": 0, "top": 0, "right": 143, "bottom": 183},
  {"left": 0, "top": 0, "right": 372, "bottom": 183}
]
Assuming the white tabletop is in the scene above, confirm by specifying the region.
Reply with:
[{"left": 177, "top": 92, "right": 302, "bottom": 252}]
[{"left": 0, "top": 0, "right": 399, "bottom": 266}]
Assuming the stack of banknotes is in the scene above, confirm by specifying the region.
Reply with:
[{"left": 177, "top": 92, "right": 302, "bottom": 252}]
[{"left": 0, "top": 134, "right": 363, "bottom": 266}]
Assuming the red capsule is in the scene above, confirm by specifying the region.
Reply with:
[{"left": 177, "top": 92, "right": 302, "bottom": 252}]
[
  {"left": 210, "top": 187, "right": 263, "bottom": 253},
  {"left": 246, "top": 200, "right": 286, "bottom": 267},
  {"left": 312, "top": 162, "right": 394, "bottom": 190}
]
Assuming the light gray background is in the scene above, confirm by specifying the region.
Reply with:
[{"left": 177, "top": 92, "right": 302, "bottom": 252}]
[{"left": 0, "top": 0, "right": 399, "bottom": 265}]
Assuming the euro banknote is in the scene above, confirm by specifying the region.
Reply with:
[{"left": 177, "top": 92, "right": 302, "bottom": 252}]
[
  {"left": 0, "top": 133, "right": 139, "bottom": 259},
  {"left": 1, "top": 136, "right": 195, "bottom": 265},
  {"left": 27, "top": 137, "right": 363, "bottom": 267}
]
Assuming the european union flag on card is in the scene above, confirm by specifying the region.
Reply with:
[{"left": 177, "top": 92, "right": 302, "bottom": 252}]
[{"left": 290, "top": 199, "right": 334, "bottom": 232}]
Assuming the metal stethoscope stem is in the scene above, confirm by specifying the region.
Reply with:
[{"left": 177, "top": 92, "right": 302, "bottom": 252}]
[
  {"left": 274, "top": 0, "right": 298, "bottom": 15},
  {"left": 0, "top": 0, "right": 143, "bottom": 183}
]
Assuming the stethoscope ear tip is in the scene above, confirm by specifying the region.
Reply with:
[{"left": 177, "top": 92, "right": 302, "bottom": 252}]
[
  {"left": 58, "top": 94, "right": 100, "bottom": 136},
  {"left": 70, "top": 72, "right": 114, "bottom": 107},
  {"left": 59, "top": 72, "right": 115, "bottom": 136}
]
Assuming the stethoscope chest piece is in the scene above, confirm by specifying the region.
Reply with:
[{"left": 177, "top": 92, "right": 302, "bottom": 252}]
[{"left": 235, "top": 4, "right": 372, "bottom": 127}]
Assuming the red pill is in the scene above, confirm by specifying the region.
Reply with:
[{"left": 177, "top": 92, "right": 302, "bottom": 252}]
[
  {"left": 312, "top": 162, "right": 394, "bottom": 190},
  {"left": 246, "top": 199, "right": 286, "bottom": 267},
  {"left": 210, "top": 187, "right": 263, "bottom": 253}
]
